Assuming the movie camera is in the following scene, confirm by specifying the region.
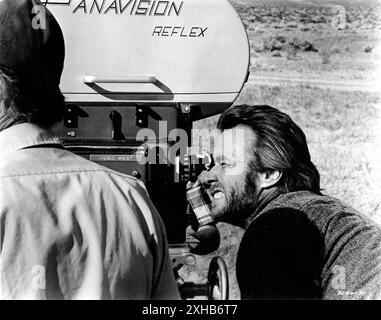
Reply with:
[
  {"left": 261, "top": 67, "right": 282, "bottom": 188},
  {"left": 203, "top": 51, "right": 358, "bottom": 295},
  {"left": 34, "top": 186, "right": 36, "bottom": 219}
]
[{"left": 45, "top": 0, "right": 250, "bottom": 299}]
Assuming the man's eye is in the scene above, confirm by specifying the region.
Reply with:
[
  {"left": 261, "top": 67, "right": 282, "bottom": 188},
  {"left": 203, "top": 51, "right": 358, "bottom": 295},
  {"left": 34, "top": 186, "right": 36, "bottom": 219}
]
[{"left": 220, "top": 162, "right": 233, "bottom": 168}]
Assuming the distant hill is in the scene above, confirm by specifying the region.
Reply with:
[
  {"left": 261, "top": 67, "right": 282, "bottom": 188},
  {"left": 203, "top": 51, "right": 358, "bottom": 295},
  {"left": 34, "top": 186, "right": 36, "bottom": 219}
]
[{"left": 229, "top": 0, "right": 381, "bottom": 8}]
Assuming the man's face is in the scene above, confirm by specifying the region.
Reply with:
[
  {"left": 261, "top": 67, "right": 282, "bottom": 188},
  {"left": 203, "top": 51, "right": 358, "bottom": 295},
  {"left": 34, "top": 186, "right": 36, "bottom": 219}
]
[{"left": 207, "top": 125, "right": 259, "bottom": 226}]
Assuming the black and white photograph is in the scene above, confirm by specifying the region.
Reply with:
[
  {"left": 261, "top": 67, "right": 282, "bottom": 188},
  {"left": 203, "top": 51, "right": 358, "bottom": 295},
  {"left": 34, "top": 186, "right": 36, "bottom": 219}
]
[{"left": 0, "top": 0, "right": 380, "bottom": 303}]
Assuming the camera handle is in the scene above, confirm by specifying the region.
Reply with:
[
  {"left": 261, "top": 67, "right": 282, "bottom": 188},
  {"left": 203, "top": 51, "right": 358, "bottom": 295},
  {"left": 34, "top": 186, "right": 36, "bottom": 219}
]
[{"left": 170, "top": 245, "right": 229, "bottom": 300}]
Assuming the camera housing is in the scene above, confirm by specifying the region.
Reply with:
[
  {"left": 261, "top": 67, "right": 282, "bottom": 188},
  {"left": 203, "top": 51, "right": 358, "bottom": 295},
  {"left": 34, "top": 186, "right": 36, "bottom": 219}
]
[{"left": 47, "top": 0, "right": 250, "bottom": 243}]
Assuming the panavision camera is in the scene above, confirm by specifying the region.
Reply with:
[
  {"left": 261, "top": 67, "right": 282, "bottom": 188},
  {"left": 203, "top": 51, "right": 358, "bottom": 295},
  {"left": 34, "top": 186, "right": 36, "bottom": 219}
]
[{"left": 46, "top": 0, "right": 250, "bottom": 299}]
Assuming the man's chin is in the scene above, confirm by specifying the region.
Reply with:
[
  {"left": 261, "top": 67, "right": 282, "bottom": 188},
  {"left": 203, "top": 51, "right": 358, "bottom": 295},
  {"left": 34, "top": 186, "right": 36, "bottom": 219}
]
[
  {"left": 211, "top": 200, "right": 256, "bottom": 228},
  {"left": 211, "top": 206, "right": 247, "bottom": 228},
  {"left": 210, "top": 200, "right": 226, "bottom": 222}
]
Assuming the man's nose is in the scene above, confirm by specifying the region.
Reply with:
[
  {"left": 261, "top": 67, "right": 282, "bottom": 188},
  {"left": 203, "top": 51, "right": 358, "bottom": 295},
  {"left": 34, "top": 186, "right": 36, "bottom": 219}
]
[{"left": 201, "top": 166, "right": 219, "bottom": 185}]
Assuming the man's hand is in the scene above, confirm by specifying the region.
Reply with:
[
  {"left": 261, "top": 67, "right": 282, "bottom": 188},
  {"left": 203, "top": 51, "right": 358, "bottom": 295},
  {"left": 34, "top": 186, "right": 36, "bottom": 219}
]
[{"left": 186, "top": 224, "right": 220, "bottom": 255}]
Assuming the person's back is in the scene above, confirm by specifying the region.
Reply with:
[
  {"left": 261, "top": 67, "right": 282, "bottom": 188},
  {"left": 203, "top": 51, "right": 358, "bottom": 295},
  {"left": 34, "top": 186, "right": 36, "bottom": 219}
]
[
  {"left": 265, "top": 191, "right": 381, "bottom": 299},
  {"left": 0, "top": 0, "right": 179, "bottom": 299},
  {"left": 0, "top": 123, "right": 179, "bottom": 299},
  {"left": 236, "top": 190, "right": 381, "bottom": 300}
]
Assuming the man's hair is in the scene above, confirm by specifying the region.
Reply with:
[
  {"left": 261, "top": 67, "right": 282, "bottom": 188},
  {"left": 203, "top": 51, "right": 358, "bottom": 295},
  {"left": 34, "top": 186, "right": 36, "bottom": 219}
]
[
  {"left": 217, "top": 104, "right": 321, "bottom": 193},
  {"left": 0, "top": 67, "right": 65, "bottom": 128}
]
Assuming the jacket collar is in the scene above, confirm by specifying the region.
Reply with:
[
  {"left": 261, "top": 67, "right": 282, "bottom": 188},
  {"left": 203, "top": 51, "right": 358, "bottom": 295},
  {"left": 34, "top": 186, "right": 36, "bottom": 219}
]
[
  {"left": 0, "top": 123, "right": 62, "bottom": 155},
  {"left": 243, "top": 187, "right": 284, "bottom": 229}
]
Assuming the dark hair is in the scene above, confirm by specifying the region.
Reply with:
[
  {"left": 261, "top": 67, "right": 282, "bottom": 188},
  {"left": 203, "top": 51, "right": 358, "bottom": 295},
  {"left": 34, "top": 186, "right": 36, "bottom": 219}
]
[
  {"left": 217, "top": 104, "right": 321, "bottom": 193},
  {"left": 0, "top": 67, "right": 65, "bottom": 129}
]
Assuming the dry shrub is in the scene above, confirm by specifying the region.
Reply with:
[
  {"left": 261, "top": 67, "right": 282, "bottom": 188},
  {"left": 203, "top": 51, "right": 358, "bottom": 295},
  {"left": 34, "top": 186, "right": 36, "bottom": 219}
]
[
  {"left": 320, "top": 48, "right": 332, "bottom": 64},
  {"left": 363, "top": 44, "right": 373, "bottom": 53},
  {"left": 331, "top": 46, "right": 341, "bottom": 54},
  {"left": 264, "top": 35, "right": 285, "bottom": 51},
  {"left": 286, "top": 43, "right": 298, "bottom": 60},
  {"left": 300, "top": 40, "right": 318, "bottom": 52},
  {"left": 318, "top": 44, "right": 342, "bottom": 64},
  {"left": 252, "top": 40, "right": 266, "bottom": 53},
  {"left": 286, "top": 22, "right": 298, "bottom": 28}
]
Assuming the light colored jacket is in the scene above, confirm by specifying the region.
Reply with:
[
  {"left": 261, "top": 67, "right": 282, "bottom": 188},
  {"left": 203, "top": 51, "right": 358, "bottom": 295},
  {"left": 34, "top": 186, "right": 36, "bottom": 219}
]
[{"left": 0, "top": 123, "right": 180, "bottom": 300}]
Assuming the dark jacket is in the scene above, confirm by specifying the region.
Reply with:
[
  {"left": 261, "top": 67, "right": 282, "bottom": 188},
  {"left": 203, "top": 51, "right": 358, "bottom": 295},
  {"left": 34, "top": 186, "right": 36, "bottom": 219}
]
[{"left": 236, "top": 190, "right": 381, "bottom": 299}]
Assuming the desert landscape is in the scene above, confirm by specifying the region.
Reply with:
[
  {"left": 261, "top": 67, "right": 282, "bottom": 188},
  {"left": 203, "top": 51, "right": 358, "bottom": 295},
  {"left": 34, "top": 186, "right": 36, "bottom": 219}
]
[
  {"left": 180, "top": 0, "right": 381, "bottom": 300},
  {"left": 235, "top": 0, "right": 381, "bottom": 82}
]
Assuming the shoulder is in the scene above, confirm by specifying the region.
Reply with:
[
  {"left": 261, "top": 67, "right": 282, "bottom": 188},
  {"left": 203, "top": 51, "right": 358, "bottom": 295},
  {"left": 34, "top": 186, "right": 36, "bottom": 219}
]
[
  {"left": 301, "top": 194, "right": 381, "bottom": 243},
  {"left": 268, "top": 191, "right": 381, "bottom": 237},
  {"left": 241, "top": 207, "right": 324, "bottom": 259},
  {"left": 0, "top": 148, "right": 151, "bottom": 209},
  {"left": 58, "top": 150, "right": 152, "bottom": 200},
  {"left": 246, "top": 207, "right": 322, "bottom": 242},
  {"left": 0, "top": 147, "right": 138, "bottom": 182},
  {"left": 237, "top": 207, "right": 325, "bottom": 299}
]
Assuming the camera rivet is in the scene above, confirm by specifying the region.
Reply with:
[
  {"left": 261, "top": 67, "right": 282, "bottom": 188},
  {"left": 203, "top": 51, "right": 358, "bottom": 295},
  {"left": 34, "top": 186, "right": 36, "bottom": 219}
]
[{"left": 132, "top": 171, "right": 141, "bottom": 179}]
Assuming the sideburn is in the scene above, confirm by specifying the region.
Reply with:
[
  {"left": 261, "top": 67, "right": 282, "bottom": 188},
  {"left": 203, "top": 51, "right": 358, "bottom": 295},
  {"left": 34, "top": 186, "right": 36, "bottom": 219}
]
[{"left": 223, "top": 171, "right": 258, "bottom": 228}]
